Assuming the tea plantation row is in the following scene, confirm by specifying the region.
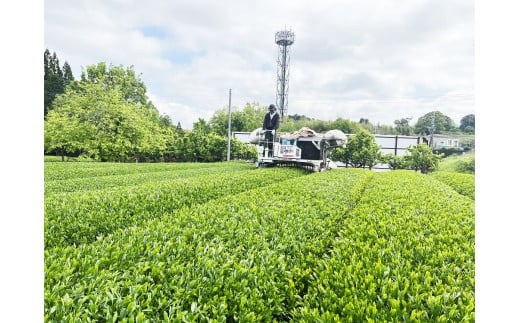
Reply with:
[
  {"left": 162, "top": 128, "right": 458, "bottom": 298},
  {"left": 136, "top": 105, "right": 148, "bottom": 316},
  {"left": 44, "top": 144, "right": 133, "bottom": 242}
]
[
  {"left": 45, "top": 165, "right": 306, "bottom": 249},
  {"left": 44, "top": 161, "right": 474, "bottom": 321}
]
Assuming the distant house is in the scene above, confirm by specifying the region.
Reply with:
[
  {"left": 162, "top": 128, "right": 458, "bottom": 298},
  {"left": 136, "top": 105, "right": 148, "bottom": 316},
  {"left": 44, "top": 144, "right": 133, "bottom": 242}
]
[
  {"left": 429, "top": 134, "right": 461, "bottom": 149},
  {"left": 372, "top": 135, "right": 429, "bottom": 156}
]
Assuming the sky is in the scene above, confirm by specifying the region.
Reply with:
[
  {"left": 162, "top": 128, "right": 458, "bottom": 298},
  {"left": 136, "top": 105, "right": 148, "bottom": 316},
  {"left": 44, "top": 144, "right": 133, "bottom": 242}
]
[{"left": 44, "top": 0, "right": 475, "bottom": 130}]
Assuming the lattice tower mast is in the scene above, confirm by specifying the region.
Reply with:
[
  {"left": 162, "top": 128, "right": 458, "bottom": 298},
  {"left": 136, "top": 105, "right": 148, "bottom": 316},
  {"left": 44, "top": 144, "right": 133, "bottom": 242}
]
[{"left": 275, "top": 29, "right": 294, "bottom": 121}]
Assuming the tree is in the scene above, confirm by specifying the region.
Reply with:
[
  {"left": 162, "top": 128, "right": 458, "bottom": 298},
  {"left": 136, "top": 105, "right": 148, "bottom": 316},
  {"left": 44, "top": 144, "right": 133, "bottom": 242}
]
[
  {"left": 209, "top": 102, "right": 265, "bottom": 136},
  {"left": 288, "top": 114, "right": 311, "bottom": 122},
  {"left": 240, "top": 102, "right": 266, "bottom": 131},
  {"left": 332, "top": 129, "right": 380, "bottom": 169},
  {"left": 62, "top": 61, "right": 74, "bottom": 85},
  {"left": 230, "top": 138, "right": 258, "bottom": 161},
  {"left": 80, "top": 62, "right": 153, "bottom": 109},
  {"left": 380, "top": 153, "right": 408, "bottom": 170},
  {"left": 44, "top": 49, "right": 73, "bottom": 116},
  {"left": 193, "top": 118, "right": 212, "bottom": 135},
  {"left": 460, "top": 114, "right": 475, "bottom": 133},
  {"left": 45, "top": 65, "right": 177, "bottom": 162},
  {"left": 404, "top": 143, "right": 442, "bottom": 174},
  {"left": 176, "top": 122, "right": 185, "bottom": 137},
  {"left": 330, "top": 118, "right": 364, "bottom": 134},
  {"left": 394, "top": 118, "right": 413, "bottom": 135},
  {"left": 175, "top": 130, "right": 207, "bottom": 162},
  {"left": 209, "top": 109, "right": 233, "bottom": 136},
  {"left": 358, "top": 118, "right": 377, "bottom": 133},
  {"left": 175, "top": 130, "right": 257, "bottom": 162},
  {"left": 44, "top": 92, "right": 95, "bottom": 161},
  {"left": 414, "top": 111, "right": 456, "bottom": 135},
  {"left": 205, "top": 133, "right": 228, "bottom": 162},
  {"left": 375, "top": 124, "right": 398, "bottom": 135}
]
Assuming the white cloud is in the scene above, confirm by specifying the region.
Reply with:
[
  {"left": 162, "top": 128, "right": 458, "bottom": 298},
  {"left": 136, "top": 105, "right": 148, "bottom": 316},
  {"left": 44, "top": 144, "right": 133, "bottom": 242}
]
[
  {"left": 148, "top": 93, "right": 214, "bottom": 129},
  {"left": 45, "top": 0, "right": 474, "bottom": 129}
]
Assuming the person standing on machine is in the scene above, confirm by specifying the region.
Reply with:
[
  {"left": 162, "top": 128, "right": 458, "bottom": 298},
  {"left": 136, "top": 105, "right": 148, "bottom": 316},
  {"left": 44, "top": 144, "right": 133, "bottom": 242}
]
[{"left": 262, "top": 104, "right": 280, "bottom": 157}]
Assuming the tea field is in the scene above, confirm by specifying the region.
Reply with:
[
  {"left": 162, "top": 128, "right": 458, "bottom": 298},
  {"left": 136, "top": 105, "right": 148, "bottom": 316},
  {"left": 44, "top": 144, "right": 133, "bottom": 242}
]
[{"left": 44, "top": 161, "right": 475, "bottom": 322}]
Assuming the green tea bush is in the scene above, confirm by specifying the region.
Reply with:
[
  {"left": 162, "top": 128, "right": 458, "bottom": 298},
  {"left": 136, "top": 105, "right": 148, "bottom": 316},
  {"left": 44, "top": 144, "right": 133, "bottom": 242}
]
[
  {"left": 430, "top": 171, "right": 475, "bottom": 200},
  {"left": 45, "top": 169, "right": 373, "bottom": 321},
  {"left": 45, "top": 163, "right": 474, "bottom": 321},
  {"left": 45, "top": 163, "right": 252, "bottom": 195},
  {"left": 293, "top": 170, "right": 475, "bottom": 321},
  {"left": 45, "top": 167, "right": 306, "bottom": 248},
  {"left": 44, "top": 160, "right": 251, "bottom": 181}
]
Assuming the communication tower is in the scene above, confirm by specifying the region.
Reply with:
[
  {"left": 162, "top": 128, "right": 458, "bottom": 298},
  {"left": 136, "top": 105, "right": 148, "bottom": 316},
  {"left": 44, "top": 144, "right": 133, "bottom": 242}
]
[{"left": 275, "top": 29, "right": 295, "bottom": 120}]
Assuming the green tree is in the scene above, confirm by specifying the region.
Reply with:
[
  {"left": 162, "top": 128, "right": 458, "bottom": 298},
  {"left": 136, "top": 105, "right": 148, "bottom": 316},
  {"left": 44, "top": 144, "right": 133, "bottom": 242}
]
[
  {"left": 176, "top": 122, "right": 185, "bottom": 137},
  {"left": 240, "top": 102, "right": 266, "bottom": 131},
  {"left": 205, "top": 133, "right": 228, "bottom": 162},
  {"left": 175, "top": 126, "right": 257, "bottom": 162},
  {"left": 414, "top": 111, "right": 456, "bottom": 135},
  {"left": 209, "top": 109, "right": 232, "bottom": 136},
  {"left": 304, "top": 119, "right": 330, "bottom": 133},
  {"left": 193, "top": 118, "right": 212, "bottom": 135},
  {"left": 288, "top": 114, "right": 311, "bottom": 122},
  {"left": 374, "top": 124, "right": 398, "bottom": 135},
  {"left": 45, "top": 67, "right": 176, "bottom": 162},
  {"left": 332, "top": 129, "right": 380, "bottom": 169},
  {"left": 460, "top": 114, "right": 475, "bottom": 133},
  {"left": 404, "top": 143, "right": 442, "bottom": 174},
  {"left": 358, "top": 118, "right": 375, "bottom": 133},
  {"left": 209, "top": 102, "right": 265, "bottom": 136},
  {"left": 329, "top": 118, "right": 364, "bottom": 134},
  {"left": 380, "top": 153, "right": 408, "bottom": 170},
  {"left": 231, "top": 138, "right": 258, "bottom": 161},
  {"left": 175, "top": 130, "right": 213, "bottom": 162},
  {"left": 44, "top": 92, "right": 95, "bottom": 160},
  {"left": 80, "top": 62, "right": 153, "bottom": 108},
  {"left": 44, "top": 49, "right": 73, "bottom": 116},
  {"left": 394, "top": 118, "right": 413, "bottom": 135},
  {"left": 62, "top": 61, "right": 74, "bottom": 85}
]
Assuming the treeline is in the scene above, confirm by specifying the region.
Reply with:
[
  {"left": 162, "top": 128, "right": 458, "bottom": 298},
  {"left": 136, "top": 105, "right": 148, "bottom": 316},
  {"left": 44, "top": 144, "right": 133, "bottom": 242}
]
[
  {"left": 44, "top": 50, "right": 474, "bottom": 163},
  {"left": 44, "top": 50, "right": 256, "bottom": 162}
]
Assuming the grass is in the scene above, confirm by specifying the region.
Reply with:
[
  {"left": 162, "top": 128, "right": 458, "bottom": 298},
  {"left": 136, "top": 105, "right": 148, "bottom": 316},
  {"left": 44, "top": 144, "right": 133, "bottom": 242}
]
[{"left": 437, "top": 153, "right": 475, "bottom": 174}]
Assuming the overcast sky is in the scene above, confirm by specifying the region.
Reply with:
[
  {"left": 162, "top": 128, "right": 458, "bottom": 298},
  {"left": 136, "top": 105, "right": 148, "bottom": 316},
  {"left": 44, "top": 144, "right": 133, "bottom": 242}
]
[{"left": 44, "top": 0, "right": 474, "bottom": 129}]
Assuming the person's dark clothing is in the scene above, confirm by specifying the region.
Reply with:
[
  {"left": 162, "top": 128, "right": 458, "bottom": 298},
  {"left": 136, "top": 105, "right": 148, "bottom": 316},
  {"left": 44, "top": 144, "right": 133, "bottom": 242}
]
[
  {"left": 263, "top": 111, "right": 280, "bottom": 131},
  {"left": 262, "top": 111, "right": 279, "bottom": 157}
]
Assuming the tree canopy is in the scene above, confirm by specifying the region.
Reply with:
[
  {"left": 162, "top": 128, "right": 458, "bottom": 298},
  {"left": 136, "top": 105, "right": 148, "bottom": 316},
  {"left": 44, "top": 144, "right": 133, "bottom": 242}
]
[
  {"left": 405, "top": 143, "right": 442, "bottom": 174},
  {"left": 330, "top": 129, "right": 381, "bottom": 169},
  {"left": 394, "top": 118, "right": 413, "bottom": 135},
  {"left": 79, "top": 62, "right": 154, "bottom": 109},
  {"left": 380, "top": 143, "right": 442, "bottom": 173},
  {"left": 45, "top": 83, "right": 173, "bottom": 161},
  {"left": 209, "top": 102, "right": 265, "bottom": 136},
  {"left": 459, "top": 114, "right": 475, "bottom": 133},
  {"left": 44, "top": 49, "right": 74, "bottom": 116},
  {"left": 414, "top": 111, "right": 457, "bottom": 135},
  {"left": 45, "top": 64, "right": 177, "bottom": 162},
  {"left": 206, "top": 104, "right": 367, "bottom": 136}
]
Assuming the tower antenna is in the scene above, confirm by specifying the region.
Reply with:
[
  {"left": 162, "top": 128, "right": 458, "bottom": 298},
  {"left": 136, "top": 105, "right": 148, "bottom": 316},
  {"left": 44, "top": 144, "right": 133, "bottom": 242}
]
[{"left": 275, "top": 29, "right": 295, "bottom": 121}]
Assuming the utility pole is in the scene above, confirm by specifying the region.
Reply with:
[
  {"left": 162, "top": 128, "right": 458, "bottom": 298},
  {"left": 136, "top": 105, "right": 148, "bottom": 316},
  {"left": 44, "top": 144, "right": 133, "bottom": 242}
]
[
  {"left": 427, "top": 114, "right": 436, "bottom": 147},
  {"left": 227, "top": 89, "right": 232, "bottom": 161}
]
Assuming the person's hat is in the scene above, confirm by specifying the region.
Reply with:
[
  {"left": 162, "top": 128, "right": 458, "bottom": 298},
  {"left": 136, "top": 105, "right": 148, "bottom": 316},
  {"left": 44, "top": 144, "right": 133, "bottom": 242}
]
[{"left": 269, "top": 104, "right": 276, "bottom": 110}]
